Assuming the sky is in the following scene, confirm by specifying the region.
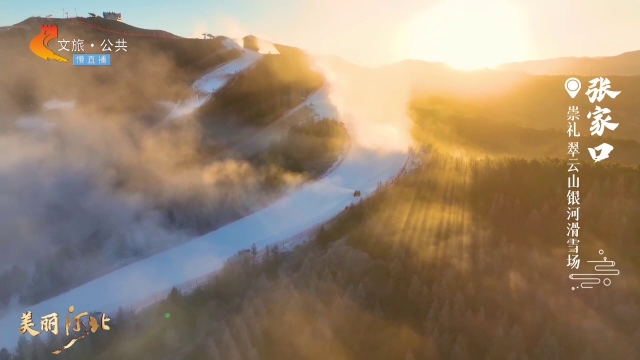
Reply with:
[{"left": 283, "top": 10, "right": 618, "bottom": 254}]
[{"left": 2, "top": 0, "right": 640, "bottom": 68}]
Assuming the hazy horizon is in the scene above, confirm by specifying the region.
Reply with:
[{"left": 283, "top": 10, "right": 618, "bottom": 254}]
[{"left": 2, "top": 0, "right": 640, "bottom": 69}]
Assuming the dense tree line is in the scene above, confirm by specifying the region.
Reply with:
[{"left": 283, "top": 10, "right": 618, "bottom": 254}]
[
  {"left": 6, "top": 152, "right": 638, "bottom": 359},
  {"left": 0, "top": 119, "right": 346, "bottom": 311},
  {"left": 5, "top": 84, "right": 639, "bottom": 358},
  {"left": 0, "top": 266, "right": 27, "bottom": 307},
  {"left": 409, "top": 99, "right": 640, "bottom": 164},
  {"left": 255, "top": 119, "right": 348, "bottom": 176},
  {"left": 410, "top": 75, "right": 640, "bottom": 144},
  {"left": 198, "top": 48, "right": 324, "bottom": 127}
]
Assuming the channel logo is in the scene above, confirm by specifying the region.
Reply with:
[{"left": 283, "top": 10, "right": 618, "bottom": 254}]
[{"left": 29, "top": 24, "right": 70, "bottom": 63}]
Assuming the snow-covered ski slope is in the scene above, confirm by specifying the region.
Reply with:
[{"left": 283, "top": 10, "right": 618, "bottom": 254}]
[
  {"left": 162, "top": 94, "right": 211, "bottom": 122},
  {"left": 306, "top": 85, "right": 339, "bottom": 121},
  {"left": 0, "top": 146, "right": 408, "bottom": 348},
  {"left": 0, "top": 48, "right": 411, "bottom": 348},
  {"left": 163, "top": 50, "right": 263, "bottom": 122},
  {"left": 193, "top": 50, "right": 262, "bottom": 94}
]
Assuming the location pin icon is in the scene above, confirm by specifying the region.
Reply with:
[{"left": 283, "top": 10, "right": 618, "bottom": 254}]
[{"left": 565, "top": 78, "right": 581, "bottom": 98}]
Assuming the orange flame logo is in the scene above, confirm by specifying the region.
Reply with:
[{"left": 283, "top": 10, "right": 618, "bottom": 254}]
[{"left": 29, "top": 24, "right": 69, "bottom": 63}]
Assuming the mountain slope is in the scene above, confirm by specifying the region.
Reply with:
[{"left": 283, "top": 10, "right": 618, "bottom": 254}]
[
  {"left": 13, "top": 16, "right": 179, "bottom": 38},
  {"left": 0, "top": 20, "right": 240, "bottom": 116},
  {"left": 2, "top": 16, "right": 640, "bottom": 356},
  {"left": 196, "top": 45, "right": 324, "bottom": 128},
  {"left": 0, "top": 17, "right": 352, "bottom": 324}
]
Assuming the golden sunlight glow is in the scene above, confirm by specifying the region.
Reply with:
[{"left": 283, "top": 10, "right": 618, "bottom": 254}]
[{"left": 398, "top": 0, "right": 530, "bottom": 70}]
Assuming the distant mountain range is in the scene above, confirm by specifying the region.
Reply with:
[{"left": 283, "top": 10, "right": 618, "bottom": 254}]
[
  {"left": 497, "top": 50, "right": 640, "bottom": 76},
  {"left": 8, "top": 16, "right": 640, "bottom": 77}
]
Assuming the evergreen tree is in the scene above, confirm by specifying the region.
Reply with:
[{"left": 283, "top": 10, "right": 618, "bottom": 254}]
[
  {"left": 15, "top": 336, "right": 31, "bottom": 360},
  {"left": 374, "top": 300, "right": 384, "bottom": 318},
  {"left": 164, "top": 327, "right": 180, "bottom": 350},
  {"left": 221, "top": 327, "right": 242, "bottom": 360},
  {"left": 408, "top": 275, "right": 422, "bottom": 303},
  {"left": 526, "top": 209, "right": 542, "bottom": 230},
  {"left": 167, "top": 287, "right": 183, "bottom": 305},
  {"left": 206, "top": 338, "right": 221, "bottom": 360},
  {"left": 404, "top": 349, "right": 415, "bottom": 360},
  {"left": 450, "top": 334, "right": 470, "bottom": 359},
  {"left": 509, "top": 323, "right": 526, "bottom": 354},
  {"left": 533, "top": 331, "right": 560, "bottom": 360},
  {"left": 579, "top": 346, "right": 595, "bottom": 360},
  {"left": 30, "top": 335, "right": 47, "bottom": 360},
  {"left": 250, "top": 243, "right": 258, "bottom": 265},
  {"left": 355, "top": 282, "right": 366, "bottom": 305},
  {"left": 231, "top": 317, "right": 253, "bottom": 358},
  {"left": 0, "top": 348, "right": 11, "bottom": 360}
]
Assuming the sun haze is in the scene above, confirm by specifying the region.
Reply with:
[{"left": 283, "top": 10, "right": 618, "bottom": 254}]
[{"left": 398, "top": 0, "right": 530, "bottom": 70}]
